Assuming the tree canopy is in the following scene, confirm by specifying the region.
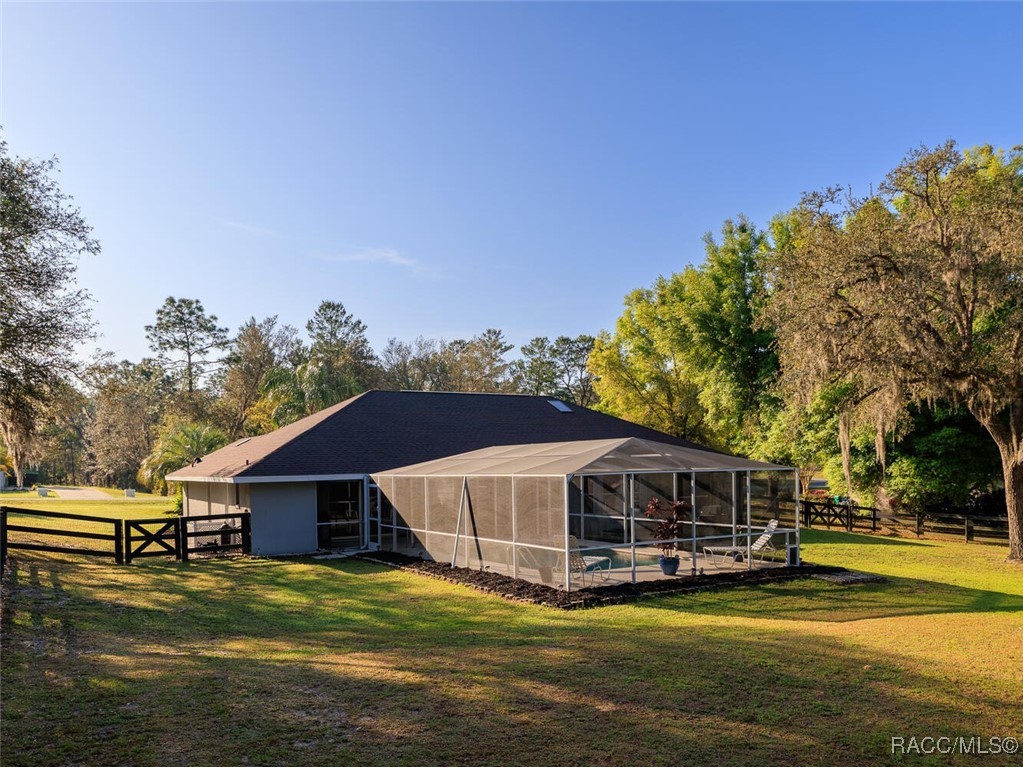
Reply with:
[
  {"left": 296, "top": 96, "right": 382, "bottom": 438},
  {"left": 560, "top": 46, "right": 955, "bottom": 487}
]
[
  {"left": 0, "top": 138, "right": 98, "bottom": 486},
  {"left": 306, "top": 300, "right": 379, "bottom": 392},
  {"left": 589, "top": 283, "right": 709, "bottom": 442},
  {"left": 590, "top": 217, "right": 775, "bottom": 448},
  {"left": 139, "top": 421, "right": 228, "bottom": 494},
  {"left": 145, "top": 297, "right": 230, "bottom": 397},
  {"left": 766, "top": 142, "right": 1023, "bottom": 559},
  {"left": 511, "top": 335, "right": 596, "bottom": 405},
  {"left": 218, "top": 316, "right": 300, "bottom": 438}
]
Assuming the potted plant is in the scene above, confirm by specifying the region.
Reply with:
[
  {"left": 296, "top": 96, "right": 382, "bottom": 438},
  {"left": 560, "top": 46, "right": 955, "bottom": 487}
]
[{"left": 644, "top": 497, "right": 691, "bottom": 576}]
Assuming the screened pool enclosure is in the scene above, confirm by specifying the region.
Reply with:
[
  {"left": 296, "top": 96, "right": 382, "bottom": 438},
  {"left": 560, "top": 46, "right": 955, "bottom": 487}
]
[{"left": 370, "top": 438, "right": 800, "bottom": 591}]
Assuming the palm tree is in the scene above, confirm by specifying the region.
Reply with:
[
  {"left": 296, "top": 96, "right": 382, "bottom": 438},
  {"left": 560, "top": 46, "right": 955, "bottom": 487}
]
[
  {"left": 139, "top": 422, "right": 228, "bottom": 494},
  {"left": 258, "top": 361, "right": 360, "bottom": 429}
]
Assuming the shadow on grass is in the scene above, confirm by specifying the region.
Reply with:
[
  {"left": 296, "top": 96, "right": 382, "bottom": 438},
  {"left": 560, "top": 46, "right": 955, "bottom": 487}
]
[
  {"left": 2, "top": 553, "right": 1021, "bottom": 767},
  {"left": 799, "top": 529, "right": 934, "bottom": 547},
  {"left": 645, "top": 576, "right": 1023, "bottom": 623}
]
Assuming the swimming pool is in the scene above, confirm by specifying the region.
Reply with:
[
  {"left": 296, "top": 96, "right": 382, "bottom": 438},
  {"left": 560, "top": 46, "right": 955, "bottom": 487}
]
[{"left": 582, "top": 547, "right": 664, "bottom": 570}]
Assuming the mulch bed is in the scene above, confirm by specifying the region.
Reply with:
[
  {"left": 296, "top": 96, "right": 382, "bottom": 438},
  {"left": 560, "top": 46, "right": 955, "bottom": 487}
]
[{"left": 355, "top": 551, "right": 848, "bottom": 610}]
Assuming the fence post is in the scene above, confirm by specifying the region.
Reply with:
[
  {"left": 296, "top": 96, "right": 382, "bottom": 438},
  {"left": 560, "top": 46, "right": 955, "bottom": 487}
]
[
  {"left": 173, "top": 518, "right": 183, "bottom": 560},
  {"left": 965, "top": 517, "right": 972, "bottom": 543},
  {"left": 846, "top": 503, "right": 853, "bottom": 532},
  {"left": 124, "top": 522, "right": 133, "bottom": 564},
  {"left": 1, "top": 507, "right": 8, "bottom": 576},
  {"left": 179, "top": 518, "right": 189, "bottom": 562},
  {"left": 240, "top": 513, "right": 251, "bottom": 554},
  {"left": 113, "top": 519, "right": 124, "bottom": 565},
  {"left": 872, "top": 507, "right": 878, "bottom": 532},
  {"left": 916, "top": 513, "right": 923, "bottom": 537}
]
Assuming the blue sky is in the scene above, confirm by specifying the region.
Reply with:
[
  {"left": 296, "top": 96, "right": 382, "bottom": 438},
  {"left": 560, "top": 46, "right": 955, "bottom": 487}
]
[{"left": 3, "top": 2, "right": 1021, "bottom": 363}]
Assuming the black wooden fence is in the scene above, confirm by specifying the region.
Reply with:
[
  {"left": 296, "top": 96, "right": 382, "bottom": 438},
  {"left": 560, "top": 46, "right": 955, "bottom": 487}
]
[
  {"left": 0, "top": 507, "right": 123, "bottom": 564},
  {"left": 799, "top": 500, "right": 1009, "bottom": 543},
  {"left": 0, "top": 507, "right": 250, "bottom": 576},
  {"left": 801, "top": 500, "right": 880, "bottom": 532},
  {"left": 177, "top": 513, "right": 251, "bottom": 561}
]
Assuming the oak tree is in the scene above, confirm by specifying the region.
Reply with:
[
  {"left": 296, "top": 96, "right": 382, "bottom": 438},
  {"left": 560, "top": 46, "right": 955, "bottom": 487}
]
[
  {"left": 0, "top": 139, "right": 98, "bottom": 486},
  {"left": 767, "top": 142, "right": 1023, "bottom": 560}
]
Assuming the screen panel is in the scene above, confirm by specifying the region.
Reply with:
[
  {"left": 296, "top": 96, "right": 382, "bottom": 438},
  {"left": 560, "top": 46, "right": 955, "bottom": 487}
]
[{"left": 514, "top": 477, "right": 566, "bottom": 547}]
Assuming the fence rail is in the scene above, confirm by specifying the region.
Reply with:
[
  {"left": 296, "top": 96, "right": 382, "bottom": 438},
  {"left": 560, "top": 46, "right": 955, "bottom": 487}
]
[
  {"left": 1, "top": 507, "right": 250, "bottom": 576},
  {"left": 799, "top": 500, "right": 1008, "bottom": 542},
  {"left": 0, "top": 507, "right": 123, "bottom": 566},
  {"left": 125, "top": 517, "right": 181, "bottom": 563},
  {"left": 179, "top": 513, "right": 251, "bottom": 561},
  {"left": 801, "top": 501, "right": 879, "bottom": 532}
]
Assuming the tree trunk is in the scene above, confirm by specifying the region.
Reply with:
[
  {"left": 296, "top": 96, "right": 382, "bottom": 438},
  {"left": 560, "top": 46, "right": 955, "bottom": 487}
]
[
  {"left": 969, "top": 402, "right": 1023, "bottom": 562},
  {"left": 1002, "top": 456, "right": 1023, "bottom": 562},
  {"left": 3, "top": 431, "right": 27, "bottom": 489}
]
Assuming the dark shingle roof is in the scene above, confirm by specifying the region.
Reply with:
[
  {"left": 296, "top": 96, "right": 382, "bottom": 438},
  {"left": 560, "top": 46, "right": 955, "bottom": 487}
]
[{"left": 168, "top": 390, "right": 719, "bottom": 480}]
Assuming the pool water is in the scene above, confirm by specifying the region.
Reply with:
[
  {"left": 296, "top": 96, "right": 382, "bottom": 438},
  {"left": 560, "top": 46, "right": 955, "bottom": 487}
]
[{"left": 585, "top": 548, "right": 664, "bottom": 569}]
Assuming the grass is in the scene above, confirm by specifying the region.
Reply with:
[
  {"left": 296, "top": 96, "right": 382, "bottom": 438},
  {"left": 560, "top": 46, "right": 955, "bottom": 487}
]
[
  {"left": 2, "top": 515, "right": 1021, "bottom": 767},
  {"left": 92, "top": 487, "right": 165, "bottom": 500},
  {"left": 1, "top": 495, "right": 176, "bottom": 554}
]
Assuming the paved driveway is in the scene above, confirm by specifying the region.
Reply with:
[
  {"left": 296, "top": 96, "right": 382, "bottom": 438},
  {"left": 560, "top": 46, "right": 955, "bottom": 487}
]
[{"left": 45, "top": 486, "right": 112, "bottom": 500}]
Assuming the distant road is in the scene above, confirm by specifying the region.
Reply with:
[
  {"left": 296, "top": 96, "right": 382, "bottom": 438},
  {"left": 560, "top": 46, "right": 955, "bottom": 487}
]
[{"left": 45, "top": 486, "right": 112, "bottom": 500}]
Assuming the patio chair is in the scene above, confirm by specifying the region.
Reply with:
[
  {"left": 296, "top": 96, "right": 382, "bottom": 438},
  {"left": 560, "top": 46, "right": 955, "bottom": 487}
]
[
  {"left": 568, "top": 535, "right": 612, "bottom": 586},
  {"left": 702, "top": 519, "right": 779, "bottom": 568}
]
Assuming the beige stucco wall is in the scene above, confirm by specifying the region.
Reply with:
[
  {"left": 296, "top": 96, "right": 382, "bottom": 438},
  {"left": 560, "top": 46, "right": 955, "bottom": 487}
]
[
  {"left": 182, "top": 482, "right": 252, "bottom": 515},
  {"left": 182, "top": 481, "right": 241, "bottom": 517},
  {"left": 180, "top": 480, "right": 331, "bottom": 556}
]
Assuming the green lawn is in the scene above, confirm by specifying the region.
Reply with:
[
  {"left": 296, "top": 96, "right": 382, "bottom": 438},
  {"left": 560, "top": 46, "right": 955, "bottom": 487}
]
[
  {"left": 1, "top": 495, "right": 176, "bottom": 553},
  {"left": 92, "top": 487, "right": 166, "bottom": 501},
  {"left": 3, "top": 497, "right": 174, "bottom": 518},
  {"left": 1, "top": 516, "right": 1021, "bottom": 767}
]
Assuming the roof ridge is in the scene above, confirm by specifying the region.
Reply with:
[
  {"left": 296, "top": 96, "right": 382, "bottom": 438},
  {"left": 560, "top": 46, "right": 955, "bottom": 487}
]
[
  {"left": 234, "top": 391, "right": 368, "bottom": 475},
  {"left": 364, "top": 389, "right": 558, "bottom": 398},
  {"left": 168, "top": 389, "right": 728, "bottom": 482}
]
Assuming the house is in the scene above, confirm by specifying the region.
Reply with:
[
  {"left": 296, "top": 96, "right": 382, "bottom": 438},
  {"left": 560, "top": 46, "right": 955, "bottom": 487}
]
[{"left": 168, "top": 390, "right": 798, "bottom": 588}]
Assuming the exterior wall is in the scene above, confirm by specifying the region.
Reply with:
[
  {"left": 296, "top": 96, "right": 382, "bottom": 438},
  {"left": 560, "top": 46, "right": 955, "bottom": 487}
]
[
  {"left": 182, "top": 481, "right": 251, "bottom": 516},
  {"left": 248, "top": 482, "right": 318, "bottom": 556},
  {"left": 183, "top": 481, "right": 236, "bottom": 517}
]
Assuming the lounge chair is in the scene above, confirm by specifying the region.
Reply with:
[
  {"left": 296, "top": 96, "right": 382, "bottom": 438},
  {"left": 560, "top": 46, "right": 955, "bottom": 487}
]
[
  {"left": 703, "top": 519, "right": 779, "bottom": 568},
  {"left": 568, "top": 535, "right": 612, "bottom": 586}
]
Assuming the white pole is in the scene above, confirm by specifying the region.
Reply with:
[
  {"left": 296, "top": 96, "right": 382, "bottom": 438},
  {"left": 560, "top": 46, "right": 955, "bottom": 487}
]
[
  {"left": 564, "top": 476, "right": 572, "bottom": 592},
  {"left": 691, "top": 495, "right": 697, "bottom": 576},
  {"left": 629, "top": 473, "right": 636, "bottom": 583},
  {"left": 511, "top": 477, "right": 518, "bottom": 579},
  {"left": 450, "top": 477, "right": 467, "bottom": 567},
  {"left": 362, "top": 477, "right": 370, "bottom": 549},
  {"left": 690, "top": 471, "right": 697, "bottom": 563},
  {"left": 746, "top": 471, "right": 753, "bottom": 571},
  {"left": 732, "top": 473, "right": 739, "bottom": 546},
  {"left": 794, "top": 468, "right": 802, "bottom": 566},
  {"left": 630, "top": 503, "right": 637, "bottom": 585}
]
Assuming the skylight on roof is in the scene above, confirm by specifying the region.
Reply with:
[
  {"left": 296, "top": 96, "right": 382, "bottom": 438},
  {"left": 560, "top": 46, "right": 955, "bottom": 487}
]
[
  {"left": 630, "top": 453, "right": 663, "bottom": 458},
  {"left": 547, "top": 399, "right": 573, "bottom": 413},
  {"left": 235, "top": 438, "right": 251, "bottom": 446}
]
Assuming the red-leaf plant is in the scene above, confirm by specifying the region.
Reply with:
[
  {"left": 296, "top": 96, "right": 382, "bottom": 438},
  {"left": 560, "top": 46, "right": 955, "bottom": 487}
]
[{"left": 644, "top": 497, "right": 692, "bottom": 557}]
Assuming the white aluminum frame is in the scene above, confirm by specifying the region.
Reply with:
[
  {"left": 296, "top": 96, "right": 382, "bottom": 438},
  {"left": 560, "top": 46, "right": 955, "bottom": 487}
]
[{"left": 370, "top": 467, "right": 800, "bottom": 592}]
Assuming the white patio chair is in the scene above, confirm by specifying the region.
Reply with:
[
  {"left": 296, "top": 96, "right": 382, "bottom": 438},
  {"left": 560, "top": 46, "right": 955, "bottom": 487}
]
[
  {"left": 703, "top": 519, "right": 779, "bottom": 568},
  {"left": 568, "top": 535, "right": 612, "bottom": 586}
]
